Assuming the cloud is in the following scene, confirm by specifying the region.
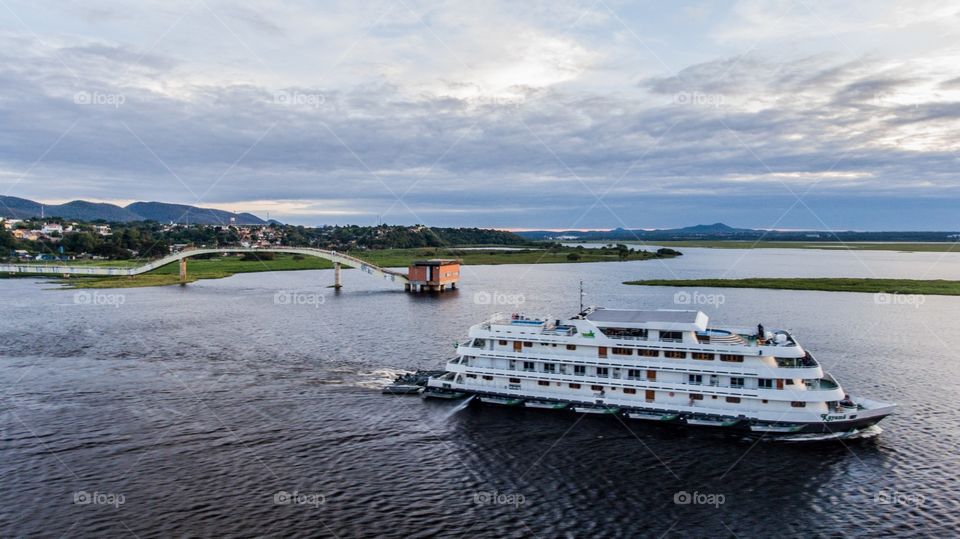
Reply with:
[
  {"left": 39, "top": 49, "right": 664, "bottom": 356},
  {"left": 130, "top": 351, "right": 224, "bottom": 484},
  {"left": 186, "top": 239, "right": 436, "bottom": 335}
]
[{"left": 0, "top": 0, "right": 958, "bottom": 229}]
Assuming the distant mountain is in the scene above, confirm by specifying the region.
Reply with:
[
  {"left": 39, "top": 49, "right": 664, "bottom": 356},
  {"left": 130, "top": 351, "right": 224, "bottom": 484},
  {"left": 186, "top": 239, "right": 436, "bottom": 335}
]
[
  {"left": 514, "top": 223, "right": 960, "bottom": 242},
  {"left": 0, "top": 196, "right": 268, "bottom": 225},
  {"left": 126, "top": 202, "right": 266, "bottom": 225}
]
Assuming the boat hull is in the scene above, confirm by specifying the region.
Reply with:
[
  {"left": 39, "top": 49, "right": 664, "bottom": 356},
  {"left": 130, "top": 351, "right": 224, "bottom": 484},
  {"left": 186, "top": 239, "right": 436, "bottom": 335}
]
[{"left": 422, "top": 386, "right": 892, "bottom": 439}]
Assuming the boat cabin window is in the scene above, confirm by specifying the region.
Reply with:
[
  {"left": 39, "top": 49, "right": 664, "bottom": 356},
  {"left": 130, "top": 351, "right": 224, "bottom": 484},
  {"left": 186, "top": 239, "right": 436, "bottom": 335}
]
[
  {"left": 730, "top": 377, "right": 745, "bottom": 388},
  {"left": 791, "top": 401, "right": 806, "bottom": 408},
  {"left": 692, "top": 352, "right": 713, "bottom": 361},
  {"left": 599, "top": 327, "right": 648, "bottom": 340},
  {"left": 623, "top": 388, "right": 637, "bottom": 394},
  {"left": 612, "top": 347, "right": 632, "bottom": 355},
  {"left": 690, "top": 393, "right": 704, "bottom": 400},
  {"left": 466, "top": 374, "right": 476, "bottom": 378},
  {"left": 726, "top": 396, "right": 741, "bottom": 403},
  {"left": 499, "top": 340, "right": 508, "bottom": 345},
  {"left": 688, "top": 374, "right": 703, "bottom": 384},
  {"left": 574, "top": 365, "right": 586, "bottom": 376},
  {"left": 720, "top": 354, "right": 744, "bottom": 363},
  {"left": 543, "top": 363, "right": 556, "bottom": 373},
  {"left": 596, "top": 367, "right": 609, "bottom": 377},
  {"left": 627, "top": 369, "right": 641, "bottom": 379},
  {"left": 566, "top": 344, "right": 577, "bottom": 350},
  {"left": 637, "top": 349, "right": 659, "bottom": 357},
  {"left": 758, "top": 378, "right": 774, "bottom": 389},
  {"left": 523, "top": 342, "right": 532, "bottom": 347},
  {"left": 509, "top": 378, "right": 520, "bottom": 384},
  {"left": 665, "top": 351, "right": 686, "bottom": 359},
  {"left": 569, "top": 383, "right": 581, "bottom": 389},
  {"left": 538, "top": 381, "right": 550, "bottom": 386},
  {"left": 483, "top": 375, "right": 493, "bottom": 381},
  {"left": 660, "top": 331, "right": 683, "bottom": 342},
  {"left": 591, "top": 385, "right": 604, "bottom": 391},
  {"left": 523, "top": 361, "right": 535, "bottom": 371}
]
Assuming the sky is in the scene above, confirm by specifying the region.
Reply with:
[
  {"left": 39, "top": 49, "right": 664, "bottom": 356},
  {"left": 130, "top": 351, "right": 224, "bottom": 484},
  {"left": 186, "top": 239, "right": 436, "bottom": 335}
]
[{"left": 0, "top": 0, "right": 959, "bottom": 230}]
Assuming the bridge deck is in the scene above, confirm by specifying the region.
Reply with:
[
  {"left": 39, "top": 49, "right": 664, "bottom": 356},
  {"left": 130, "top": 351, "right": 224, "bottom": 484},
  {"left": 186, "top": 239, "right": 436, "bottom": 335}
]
[{"left": 0, "top": 247, "right": 410, "bottom": 284}]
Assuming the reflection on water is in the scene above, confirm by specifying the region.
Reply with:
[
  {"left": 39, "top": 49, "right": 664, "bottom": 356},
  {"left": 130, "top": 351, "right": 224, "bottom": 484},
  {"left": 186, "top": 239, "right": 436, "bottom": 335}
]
[{"left": 1, "top": 247, "right": 957, "bottom": 537}]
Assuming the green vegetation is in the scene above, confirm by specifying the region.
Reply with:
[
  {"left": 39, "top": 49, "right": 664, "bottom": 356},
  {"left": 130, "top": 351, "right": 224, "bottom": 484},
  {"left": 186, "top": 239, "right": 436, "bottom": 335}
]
[
  {"left": 42, "top": 245, "right": 680, "bottom": 289},
  {"left": 624, "top": 278, "right": 960, "bottom": 296},
  {"left": 645, "top": 241, "right": 960, "bottom": 253}
]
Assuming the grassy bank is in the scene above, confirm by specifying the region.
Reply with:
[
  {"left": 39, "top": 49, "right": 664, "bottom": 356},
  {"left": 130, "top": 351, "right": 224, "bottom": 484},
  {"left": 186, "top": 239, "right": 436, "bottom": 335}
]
[
  {"left": 23, "top": 247, "right": 678, "bottom": 289},
  {"left": 624, "top": 278, "right": 960, "bottom": 296},
  {"left": 638, "top": 241, "right": 960, "bottom": 252}
]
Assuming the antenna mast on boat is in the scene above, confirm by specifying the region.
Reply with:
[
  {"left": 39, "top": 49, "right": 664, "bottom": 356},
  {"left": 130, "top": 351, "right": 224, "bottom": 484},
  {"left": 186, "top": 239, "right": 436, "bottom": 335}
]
[{"left": 579, "top": 280, "right": 584, "bottom": 313}]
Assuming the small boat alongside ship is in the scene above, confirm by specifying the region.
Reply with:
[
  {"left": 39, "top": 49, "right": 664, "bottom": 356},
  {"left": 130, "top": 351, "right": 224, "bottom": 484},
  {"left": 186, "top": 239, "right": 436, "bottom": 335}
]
[{"left": 423, "top": 306, "right": 895, "bottom": 439}]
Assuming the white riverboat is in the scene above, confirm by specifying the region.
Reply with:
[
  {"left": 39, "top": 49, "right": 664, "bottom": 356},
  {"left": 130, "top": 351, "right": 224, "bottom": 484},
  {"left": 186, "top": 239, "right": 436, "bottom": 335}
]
[{"left": 426, "top": 307, "right": 895, "bottom": 437}]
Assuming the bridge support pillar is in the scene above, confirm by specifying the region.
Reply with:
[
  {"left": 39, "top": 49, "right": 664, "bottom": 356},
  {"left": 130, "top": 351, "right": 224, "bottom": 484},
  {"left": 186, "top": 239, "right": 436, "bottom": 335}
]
[
  {"left": 179, "top": 257, "right": 187, "bottom": 284},
  {"left": 333, "top": 262, "right": 342, "bottom": 289}
]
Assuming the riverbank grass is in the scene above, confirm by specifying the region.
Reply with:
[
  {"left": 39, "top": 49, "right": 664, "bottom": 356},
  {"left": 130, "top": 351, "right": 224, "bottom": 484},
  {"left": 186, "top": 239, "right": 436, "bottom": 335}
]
[{"left": 623, "top": 278, "right": 960, "bottom": 296}]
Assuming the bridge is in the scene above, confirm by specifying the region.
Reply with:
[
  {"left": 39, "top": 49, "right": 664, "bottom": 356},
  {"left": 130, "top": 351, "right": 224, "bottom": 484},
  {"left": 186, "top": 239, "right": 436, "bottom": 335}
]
[{"left": 0, "top": 247, "right": 418, "bottom": 289}]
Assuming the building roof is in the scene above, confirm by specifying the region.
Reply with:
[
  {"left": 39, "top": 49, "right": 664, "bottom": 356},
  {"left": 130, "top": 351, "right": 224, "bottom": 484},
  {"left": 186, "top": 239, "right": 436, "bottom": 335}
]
[{"left": 411, "top": 258, "right": 460, "bottom": 266}]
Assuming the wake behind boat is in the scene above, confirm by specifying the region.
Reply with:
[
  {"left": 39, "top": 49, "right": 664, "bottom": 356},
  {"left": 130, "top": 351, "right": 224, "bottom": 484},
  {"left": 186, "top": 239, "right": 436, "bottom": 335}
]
[{"left": 426, "top": 307, "right": 895, "bottom": 439}]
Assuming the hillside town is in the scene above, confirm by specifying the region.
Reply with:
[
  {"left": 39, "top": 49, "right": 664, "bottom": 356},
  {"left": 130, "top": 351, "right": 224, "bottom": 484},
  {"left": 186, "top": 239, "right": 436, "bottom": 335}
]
[{"left": 0, "top": 218, "right": 528, "bottom": 262}]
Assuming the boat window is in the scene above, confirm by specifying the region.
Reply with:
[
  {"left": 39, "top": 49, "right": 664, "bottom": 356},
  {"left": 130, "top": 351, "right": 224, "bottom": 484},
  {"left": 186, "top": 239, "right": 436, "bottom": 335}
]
[
  {"left": 720, "top": 354, "right": 743, "bottom": 363},
  {"left": 509, "top": 378, "right": 520, "bottom": 384},
  {"left": 785, "top": 379, "right": 795, "bottom": 385},
  {"left": 726, "top": 396, "right": 741, "bottom": 403},
  {"left": 637, "top": 349, "right": 659, "bottom": 357},
  {"left": 499, "top": 340, "right": 508, "bottom": 345},
  {"left": 523, "top": 342, "right": 532, "bottom": 347},
  {"left": 692, "top": 352, "right": 713, "bottom": 361},
  {"left": 791, "top": 401, "right": 806, "bottom": 408},
  {"left": 599, "top": 327, "right": 648, "bottom": 340},
  {"left": 660, "top": 331, "right": 683, "bottom": 342},
  {"left": 483, "top": 375, "right": 493, "bottom": 381},
  {"left": 591, "top": 385, "right": 604, "bottom": 391},
  {"left": 758, "top": 378, "right": 774, "bottom": 389},
  {"left": 574, "top": 365, "right": 586, "bottom": 375},
  {"left": 627, "top": 369, "right": 641, "bottom": 379},
  {"left": 612, "top": 347, "right": 632, "bottom": 355},
  {"left": 596, "top": 367, "right": 609, "bottom": 377},
  {"left": 665, "top": 351, "right": 686, "bottom": 359},
  {"left": 690, "top": 393, "right": 704, "bottom": 400},
  {"left": 538, "top": 381, "right": 550, "bottom": 386},
  {"left": 730, "top": 377, "right": 744, "bottom": 388},
  {"left": 688, "top": 374, "right": 703, "bottom": 384},
  {"left": 566, "top": 344, "right": 577, "bottom": 350},
  {"left": 466, "top": 374, "right": 476, "bottom": 378},
  {"left": 646, "top": 370, "right": 656, "bottom": 381},
  {"left": 569, "top": 383, "right": 581, "bottom": 389},
  {"left": 523, "top": 361, "right": 535, "bottom": 371},
  {"left": 645, "top": 390, "right": 655, "bottom": 401},
  {"left": 543, "top": 363, "right": 556, "bottom": 373}
]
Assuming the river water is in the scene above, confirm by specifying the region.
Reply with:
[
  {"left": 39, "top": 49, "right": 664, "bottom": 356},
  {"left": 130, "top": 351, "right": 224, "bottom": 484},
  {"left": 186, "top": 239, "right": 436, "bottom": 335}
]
[{"left": 2, "top": 247, "right": 958, "bottom": 537}]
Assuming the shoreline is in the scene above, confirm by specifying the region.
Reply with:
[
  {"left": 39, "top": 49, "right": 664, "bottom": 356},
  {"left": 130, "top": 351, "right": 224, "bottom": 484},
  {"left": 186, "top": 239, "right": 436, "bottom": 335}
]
[
  {"left": 624, "top": 278, "right": 960, "bottom": 296},
  {"left": 8, "top": 247, "right": 680, "bottom": 289}
]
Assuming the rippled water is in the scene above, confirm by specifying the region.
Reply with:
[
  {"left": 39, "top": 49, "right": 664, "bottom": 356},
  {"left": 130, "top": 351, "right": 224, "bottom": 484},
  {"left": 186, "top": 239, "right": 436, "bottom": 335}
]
[{"left": 2, "top": 248, "right": 958, "bottom": 537}]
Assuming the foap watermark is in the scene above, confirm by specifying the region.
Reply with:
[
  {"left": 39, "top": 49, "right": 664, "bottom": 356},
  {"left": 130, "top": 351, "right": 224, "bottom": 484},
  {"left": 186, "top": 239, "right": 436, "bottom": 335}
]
[
  {"left": 674, "top": 290, "right": 725, "bottom": 307},
  {"left": 874, "top": 292, "right": 925, "bottom": 308},
  {"left": 74, "top": 490, "right": 125, "bottom": 508},
  {"left": 875, "top": 489, "right": 925, "bottom": 507},
  {"left": 274, "top": 490, "right": 325, "bottom": 508},
  {"left": 74, "top": 91, "right": 125, "bottom": 108},
  {"left": 674, "top": 91, "right": 725, "bottom": 108},
  {"left": 273, "top": 90, "right": 325, "bottom": 108},
  {"left": 274, "top": 290, "right": 325, "bottom": 308},
  {"left": 674, "top": 490, "right": 725, "bottom": 508},
  {"left": 473, "top": 490, "right": 525, "bottom": 508},
  {"left": 74, "top": 290, "right": 126, "bottom": 308},
  {"left": 474, "top": 290, "right": 525, "bottom": 307}
]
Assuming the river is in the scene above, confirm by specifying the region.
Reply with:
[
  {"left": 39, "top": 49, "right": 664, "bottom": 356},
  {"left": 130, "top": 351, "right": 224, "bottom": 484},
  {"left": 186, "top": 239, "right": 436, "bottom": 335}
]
[{"left": 1, "top": 246, "right": 957, "bottom": 537}]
